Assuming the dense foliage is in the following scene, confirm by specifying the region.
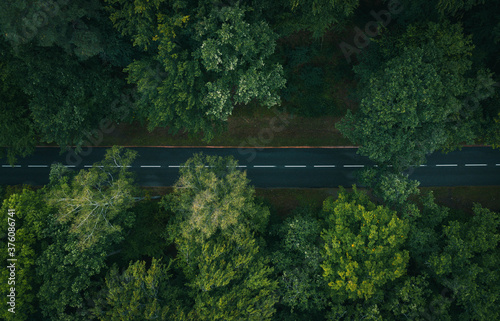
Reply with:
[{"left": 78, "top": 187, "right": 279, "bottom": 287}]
[{"left": 1, "top": 149, "right": 498, "bottom": 320}]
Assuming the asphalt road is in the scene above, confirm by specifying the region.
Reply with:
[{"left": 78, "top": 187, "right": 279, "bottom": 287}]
[{"left": 1, "top": 147, "right": 499, "bottom": 187}]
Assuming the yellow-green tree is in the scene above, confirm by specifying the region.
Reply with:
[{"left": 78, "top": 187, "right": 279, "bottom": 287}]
[{"left": 321, "top": 187, "right": 410, "bottom": 318}]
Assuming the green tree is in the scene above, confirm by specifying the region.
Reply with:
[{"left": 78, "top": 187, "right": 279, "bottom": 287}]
[
  {"left": 164, "top": 153, "right": 269, "bottom": 242},
  {"left": 359, "top": 168, "right": 420, "bottom": 207},
  {"left": 338, "top": 21, "right": 495, "bottom": 169},
  {"left": 0, "top": 189, "right": 51, "bottom": 321},
  {"left": 321, "top": 187, "right": 410, "bottom": 302},
  {"left": 47, "top": 146, "right": 137, "bottom": 249},
  {"left": 105, "top": 0, "right": 285, "bottom": 140},
  {"left": 164, "top": 153, "right": 278, "bottom": 320},
  {"left": 36, "top": 221, "right": 115, "bottom": 320},
  {"left": 270, "top": 208, "right": 328, "bottom": 318},
  {"left": 93, "top": 258, "right": 183, "bottom": 320},
  {"left": 429, "top": 204, "right": 500, "bottom": 320}
]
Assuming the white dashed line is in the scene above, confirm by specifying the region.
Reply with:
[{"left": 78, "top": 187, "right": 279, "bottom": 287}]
[
  {"left": 284, "top": 165, "right": 306, "bottom": 168},
  {"left": 436, "top": 164, "right": 458, "bottom": 167},
  {"left": 141, "top": 165, "right": 161, "bottom": 168},
  {"left": 254, "top": 165, "right": 276, "bottom": 168},
  {"left": 237, "top": 165, "right": 247, "bottom": 168},
  {"left": 2, "top": 165, "right": 21, "bottom": 168},
  {"left": 465, "top": 164, "right": 487, "bottom": 167},
  {"left": 344, "top": 165, "right": 364, "bottom": 168},
  {"left": 64, "top": 165, "right": 76, "bottom": 168},
  {"left": 28, "top": 165, "right": 48, "bottom": 168},
  {"left": 168, "top": 165, "right": 184, "bottom": 168},
  {"left": 419, "top": 165, "right": 427, "bottom": 167},
  {"left": 497, "top": 164, "right": 500, "bottom": 166},
  {"left": 314, "top": 165, "right": 336, "bottom": 168}
]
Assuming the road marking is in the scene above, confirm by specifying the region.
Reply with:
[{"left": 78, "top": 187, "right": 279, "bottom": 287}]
[
  {"left": 436, "top": 164, "right": 457, "bottom": 167},
  {"left": 28, "top": 165, "right": 48, "bottom": 168},
  {"left": 64, "top": 165, "right": 76, "bottom": 168},
  {"left": 497, "top": 164, "right": 500, "bottom": 166},
  {"left": 168, "top": 165, "right": 184, "bottom": 168},
  {"left": 237, "top": 165, "right": 247, "bottom": 168},
  {"left": 314, "top": 165, "right": 336, "bottom": 168},
  {"left": 419, "top": 165, "right": 427, "bottom": 167},
  {"left": 465, "top": 164, "right": 487, "bottom": 167},
  {"left": 284, "top": 165, "right": 306, "bottom": 168},
  {"left": 254, "top": 165, "right": 276, "bottom": 168},
  {"left": 141, "top": 165, "right": 161, "bottom": 168},
  {"left": 344, "top": 165, "right": 364, "bottom": 168},
  {"left": 2, "top": 165, "right": 21, "bottom": 168}
]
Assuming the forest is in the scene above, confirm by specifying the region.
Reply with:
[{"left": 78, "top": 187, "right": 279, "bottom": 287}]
[
  {"left": 1, "top": 0, "right": 500, "bottom": 320},
  {"left": 0, "top": 147, "right": 499, "bottom": 320}
]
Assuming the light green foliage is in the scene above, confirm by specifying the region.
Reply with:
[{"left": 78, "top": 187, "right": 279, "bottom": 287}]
[
  {"left": 338, "top": 21, "right": 495, "bottom": 169},
  {"left": 193, "top": 5, "right": 285, "bottom": 119},
  {"left": 321, "top": 187, "right": 410, "bottom": 301},
  {"left": 164, "top": 153, "right": 269, "bottom": 242},
  {"left": 0, "top": 189, "right": 50, "bottom": 321},
  {"left": 47, "top": 146, "right": 137, "bottom": 249},
  {"left": 360, "top": 169, "right": 420, "bottom": 206},
  {"left": 105, "top": 0, "right": 285, "bottom": 140},
  {"left": 165, "top": 153, "right": 278, "bottom": 320},
  {"left": 94, "top": 258, "right": 178, "bottom": 320},
  {"left": 270, "top": 208, "right": 328, "bottom": 314},
  {"left": 177, "top": 230, "right": 278, "bottom": 321},
  {"left": 429, "top": 204, "right": 500, "bottom": 320}
]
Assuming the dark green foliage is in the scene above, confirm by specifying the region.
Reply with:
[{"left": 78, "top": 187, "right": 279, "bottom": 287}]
[
  {"left": 429, "top": 204, "right": 500, "bottom": 320},
  {"left": 105, "top": 0, "right": 286, "bottom": 141},
  {"left": 338, "top": 21, "right": 496, "bottom": 170},
  {"left": 279, "top": 46, "right": 334, "bottom": 116},
  {"left": 120, "top": 200, "right": 171, "bottom": 262},
  {"left": 270, "top": 207, "right": 328, "bottom": 319}
]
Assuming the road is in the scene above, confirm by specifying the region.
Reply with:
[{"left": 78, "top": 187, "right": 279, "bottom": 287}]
[{"left": 0, "top": 147, "right": 499, "bottom": 187}]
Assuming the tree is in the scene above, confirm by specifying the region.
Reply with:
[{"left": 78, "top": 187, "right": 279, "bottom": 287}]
[
  {"left": 105, "top": 0, "right": 286, "bottom": 140},
  {"left": 270, "top": 207, "right": 328, "bottom": 318},
  {"left": 338, "top": 21, "right": 495, "bottom": 169},
  {"left": 359, "top": 168, "right": 420, "bottom": 207},
  {"left": 321, "top": 187, "right": 410, "bottom": 302},
  {"left": 0, "top": 189, "right": 51, "bottom": 321},
  {"left": 429, "top": 204, "right": 500, "bottom": 320},
  {"left": 163, "top": 153, "right": 269, "bottom": 242},
  {"left": 36, "top": 221, "right": 115, "bottom": 321},
  {"left": 402, "top": 192, "right": 449, "bottom": 269},
  {"left": 47, "top": 146, "right": 138, "bottom": 249},
  {"left": 164, "top": 153, "right": 278, "bottom": 320},
  {"left": 93, "top": 258, "right": 183, "bottom": 320}
]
